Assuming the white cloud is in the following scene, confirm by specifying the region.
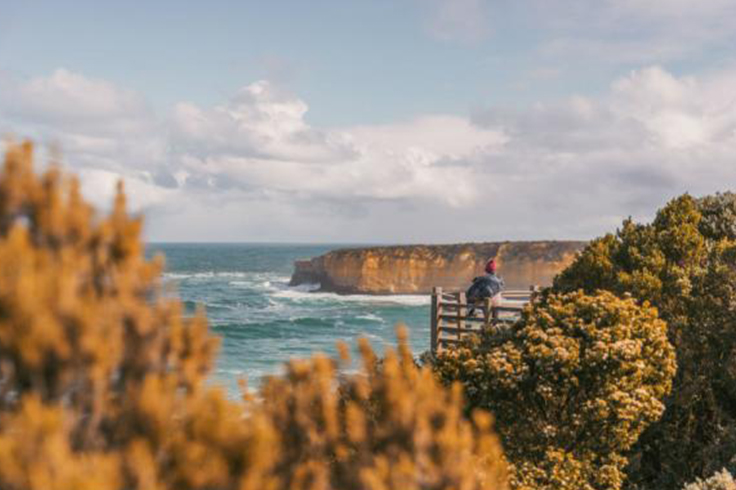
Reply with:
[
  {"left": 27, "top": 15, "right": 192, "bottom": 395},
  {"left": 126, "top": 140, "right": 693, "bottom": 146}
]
[
  {"left": 170, "top": 81, "right": 356, "bottom": 163},
  {"left": 166, "top": 81, "right": 505, "bottom": 208},
  {"left": 470, "top": 64, "right": 736, "bottom": 231},
  {"left": 2, "top": 66, "right": 736, "bottom": 242},
  {"left": 0, "top": 69, "right": 151, "bottom": 131},
  {"left": 0, "top": 70, "right": 502, "bottom": 230},
  {"left": 610, "top": 66, "right": 736, "bottom": 149},
  {"left": 78, "top": 167, "right": 176, "bottom": 212},
  {"left": 348, "top": 115, "right": 506, "bottom": 159},
  {"left": 0, "top": 68, "right": 165, "bottom": 175},
  {"left": 0, "top": 69, "right": 166, "bottom": 213}
]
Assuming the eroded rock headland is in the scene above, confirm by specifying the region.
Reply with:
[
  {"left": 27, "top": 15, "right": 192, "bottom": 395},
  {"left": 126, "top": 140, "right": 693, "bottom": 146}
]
[{"left": 290, "top": 241, "right": 586, "bottom": 294}]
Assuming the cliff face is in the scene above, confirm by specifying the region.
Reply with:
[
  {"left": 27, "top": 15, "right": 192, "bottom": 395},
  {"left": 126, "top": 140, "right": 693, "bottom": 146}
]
[{"left": 289, "top": 241, "right": 586, "bottom": 294}]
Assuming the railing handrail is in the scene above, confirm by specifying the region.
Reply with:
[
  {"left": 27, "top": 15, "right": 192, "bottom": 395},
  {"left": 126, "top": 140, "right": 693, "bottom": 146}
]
[{"left": 430, "top": 285, "right": 537, "bottom": 353}]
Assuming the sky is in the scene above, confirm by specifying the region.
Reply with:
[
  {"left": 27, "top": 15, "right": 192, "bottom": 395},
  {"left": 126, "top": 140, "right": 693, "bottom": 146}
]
[{"left": 0, "top": 0, "right": 735, "bottom": 243}]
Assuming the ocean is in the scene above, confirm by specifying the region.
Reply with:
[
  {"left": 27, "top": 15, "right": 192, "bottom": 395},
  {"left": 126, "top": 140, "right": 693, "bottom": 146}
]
[{"left": 147, "top": 243, "right": 431, "bottom": 394}]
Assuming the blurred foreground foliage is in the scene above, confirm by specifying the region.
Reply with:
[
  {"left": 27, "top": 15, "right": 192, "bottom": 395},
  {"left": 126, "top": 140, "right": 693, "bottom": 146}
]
[
  {"left": 0, "top": 142, "right": 508, "bottom": 490},
  {"left": 555, "top": 193, "right": 736, "bottom": 489},
  {"left": 433, "top": 291, "right": 675, "bottom": 490}
]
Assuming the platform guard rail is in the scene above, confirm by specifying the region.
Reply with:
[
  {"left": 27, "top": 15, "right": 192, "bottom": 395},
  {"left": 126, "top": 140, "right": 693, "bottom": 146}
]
[{"left": 430, "top": 286, "right": 538, "bottom": 353}]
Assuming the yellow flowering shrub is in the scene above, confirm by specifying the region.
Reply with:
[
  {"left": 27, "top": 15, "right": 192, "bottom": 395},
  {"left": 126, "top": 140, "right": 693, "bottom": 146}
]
[
  {"left": 555, "top": 194, "right": 736, "bottom": 489},
  {"left": 433, "top": 291, "right": 676, "bottom": 490},
  {"left": 0, "top": 141, "right": 508, "bottom": 490},
  {"left": 260, "top": 330, "right": 508, "bottom": 490}
]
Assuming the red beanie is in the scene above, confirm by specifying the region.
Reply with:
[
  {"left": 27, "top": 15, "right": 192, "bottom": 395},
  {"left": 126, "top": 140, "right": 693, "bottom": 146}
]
[{"left": 485, "top": 259, "right": 496, "bottom": 274}]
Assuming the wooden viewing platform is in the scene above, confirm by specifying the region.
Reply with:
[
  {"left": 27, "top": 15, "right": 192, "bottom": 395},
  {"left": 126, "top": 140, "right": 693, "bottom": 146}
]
[{"left": 430, "top": 286, "right": 538, "bottom": 354}]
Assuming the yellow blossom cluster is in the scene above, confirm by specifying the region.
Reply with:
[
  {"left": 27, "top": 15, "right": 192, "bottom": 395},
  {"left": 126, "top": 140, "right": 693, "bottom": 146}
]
[{"left": 433, "top": 291, "right": 676, "bottom": 490}]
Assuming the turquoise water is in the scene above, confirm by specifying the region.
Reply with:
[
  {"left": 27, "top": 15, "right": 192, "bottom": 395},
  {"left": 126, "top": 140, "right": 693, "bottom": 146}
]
[{"left": 147, "top": 244, "right": 431, "bottom": 393}]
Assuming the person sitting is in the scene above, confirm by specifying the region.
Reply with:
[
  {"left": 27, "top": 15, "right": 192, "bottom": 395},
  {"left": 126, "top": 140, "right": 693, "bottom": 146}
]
[{"left": 466, "top": 258, "right": 504, "bottom": 316}]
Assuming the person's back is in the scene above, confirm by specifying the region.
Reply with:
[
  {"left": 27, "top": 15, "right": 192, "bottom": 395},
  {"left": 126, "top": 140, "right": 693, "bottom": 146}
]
[
  {"left": 466, "top": 259, "right": 504, "bottom": 314},
  {"left": 466, "top": 274, "right": 504, "bottom": 301}
]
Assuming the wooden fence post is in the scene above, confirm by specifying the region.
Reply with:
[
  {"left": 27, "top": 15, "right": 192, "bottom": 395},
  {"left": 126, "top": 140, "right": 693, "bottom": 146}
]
[
  {"left": 431, "top": 287, "right": 441, "bottom": 354},
  {"left": 458, "top": 292, "right": 466, "bottom": 344},
  {"left": 484, "top": 297, "right": 493, "bottom": 325}
]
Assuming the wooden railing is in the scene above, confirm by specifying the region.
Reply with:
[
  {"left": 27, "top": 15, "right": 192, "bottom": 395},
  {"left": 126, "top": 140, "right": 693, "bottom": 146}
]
[{"left": 430, "top": 286, "right": 537, "bottom": 354}]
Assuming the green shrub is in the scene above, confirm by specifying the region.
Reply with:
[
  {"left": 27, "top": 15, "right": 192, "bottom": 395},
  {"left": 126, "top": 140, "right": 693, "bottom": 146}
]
[
  {"left": 433, "top": 291, "right": 675, "bottom": 490},
  {"left": 0, "top": 142, "right": 509, "bottom": 490},
  {"left": 554, "top": 193, "right": 736, "bottom": 489}
]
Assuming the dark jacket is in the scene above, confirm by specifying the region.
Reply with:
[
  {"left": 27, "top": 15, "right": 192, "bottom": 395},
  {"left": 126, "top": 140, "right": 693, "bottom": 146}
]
[{"left": 466, "top": 273, "right": 504, "bottom": 303}]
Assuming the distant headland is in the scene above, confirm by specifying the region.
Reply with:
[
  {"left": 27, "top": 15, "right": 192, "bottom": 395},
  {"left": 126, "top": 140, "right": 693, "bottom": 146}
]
[{"left": 289, "top": 241, "right": 586, "bottom": 295}]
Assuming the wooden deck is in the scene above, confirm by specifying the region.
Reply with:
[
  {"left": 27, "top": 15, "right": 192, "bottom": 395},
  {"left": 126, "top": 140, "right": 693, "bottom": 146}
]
[{"left": 430, "top": 286, "right": 537, "bottom": 353}]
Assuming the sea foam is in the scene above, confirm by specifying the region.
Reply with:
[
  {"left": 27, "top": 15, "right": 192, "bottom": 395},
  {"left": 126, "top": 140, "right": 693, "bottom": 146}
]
[{"left": 273, "top": 288, "right": 431, "bottom": 306}]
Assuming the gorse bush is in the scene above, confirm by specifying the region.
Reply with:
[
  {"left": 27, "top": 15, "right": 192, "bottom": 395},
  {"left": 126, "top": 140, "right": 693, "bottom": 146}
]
[
  {"left": 554, "top": 194, "right": 736, "bottom": 489},
  {"left": 433, "top": 291, "right": 676, "bottom": 490},
  {"left": 260, "top": 331, "right": 508, "bottom": 490},
  {"left": 682, "top": 470, "right": 736, "bottom": 490},
  {"left": 0, "top": 142, "right": 508, "bottom": 490},
  {"left": 0, "top": 141, "right": 263, "bottom": 490}
]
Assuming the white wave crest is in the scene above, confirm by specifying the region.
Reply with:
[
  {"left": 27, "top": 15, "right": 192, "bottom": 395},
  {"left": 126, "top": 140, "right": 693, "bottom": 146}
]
[
  {"left": 289, "top": 282, "right": 321, "bottom": 292},
  {"left": 164, "top": 271, "right": 249, "bottom": 280},
  {"left": 273, "top": 288, "right": 430, "bottom": 306},
  {"left": 163, "top": 271, "right": 291, "bottom": 283},
  {"left": 355, "top": 313, "right": 385, "bottom": 322}
]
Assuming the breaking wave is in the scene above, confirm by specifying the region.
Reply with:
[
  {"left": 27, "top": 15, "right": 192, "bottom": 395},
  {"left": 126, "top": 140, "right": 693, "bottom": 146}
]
[
  {"left": 273, "top": 288, "right": 430, "bottom": 306},
  {"left": 149, "top": 244, "right": 432, "bottom": 393}
]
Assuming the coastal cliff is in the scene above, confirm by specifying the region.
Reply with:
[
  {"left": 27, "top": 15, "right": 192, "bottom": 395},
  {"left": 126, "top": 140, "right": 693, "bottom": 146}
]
[{"left": 289, "top": 241, "right": 586, "bottom": 294}]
